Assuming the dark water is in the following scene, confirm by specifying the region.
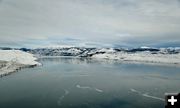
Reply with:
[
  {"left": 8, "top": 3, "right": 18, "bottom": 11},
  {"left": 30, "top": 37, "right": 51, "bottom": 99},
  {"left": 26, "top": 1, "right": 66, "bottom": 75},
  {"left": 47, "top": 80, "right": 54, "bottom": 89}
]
[{"left": 0, "top": 57, "right": 180, "bottom": 108}]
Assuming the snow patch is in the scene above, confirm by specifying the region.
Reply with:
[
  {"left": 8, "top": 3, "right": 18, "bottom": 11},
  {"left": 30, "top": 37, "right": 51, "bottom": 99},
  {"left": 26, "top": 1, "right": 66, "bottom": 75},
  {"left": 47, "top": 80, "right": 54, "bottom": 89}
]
[
  {"left": 0, "top": 50, "right": 40, "bottom": 77},
  {"left": 0, "top": 50, "right": 40, "bottom": 65},
  {"left": 92, "top": 52, "right": 180, "bottom": 65}
]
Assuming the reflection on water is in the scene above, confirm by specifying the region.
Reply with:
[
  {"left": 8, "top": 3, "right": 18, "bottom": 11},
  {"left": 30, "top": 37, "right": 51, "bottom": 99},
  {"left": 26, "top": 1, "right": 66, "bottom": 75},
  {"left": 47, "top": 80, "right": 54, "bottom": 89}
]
[
  {"left": 40, "top": 57, "right": 180, "bottom": 67},
  {"left": 39, "top": 57, "right": 121, "bottom": 65},
  {"left": 0, "top": 57, "right": 180, "bottom": 108}
]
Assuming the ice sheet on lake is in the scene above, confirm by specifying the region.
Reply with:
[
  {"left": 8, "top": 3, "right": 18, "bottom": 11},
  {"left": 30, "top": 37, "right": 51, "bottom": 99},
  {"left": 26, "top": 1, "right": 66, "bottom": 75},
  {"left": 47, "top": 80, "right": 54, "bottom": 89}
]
[
  {"left": 57, "top": 90, "right": 69, "bottom": 106},
  {"left": 94, "top": 88, "right": 103, "bottom": 93},
  {"left": 130, "top": 88, "right": 165, "bottom": 101},
  {"left": 130, "top": 89, "right": 141, "bottom": 94},
  {"left": 76, "top": 85, "right": 91, "bottom": 89},
  {"left": 142, "top": 94, "right": 165, "bottom": 101},
  {"left": 76, "top": 85, "right": 103, "bottom": 93},
  {"left": 61, "top": 74, "right": 89, "bottom": 77}
]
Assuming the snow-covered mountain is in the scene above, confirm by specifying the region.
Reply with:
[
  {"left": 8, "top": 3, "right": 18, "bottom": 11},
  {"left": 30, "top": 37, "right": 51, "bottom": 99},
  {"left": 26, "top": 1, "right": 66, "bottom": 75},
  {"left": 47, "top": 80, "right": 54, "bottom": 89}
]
[
  {"left": 1, "top": 46, "right": 179, "bottom": 65},
  {"left": 26, "top": 47, "right": 180, "bottom": 57},
  {"left": 0, "top": 47, "right": 179, "bottom": 76},
  {"left": 23, "top": 47, "right": 180, "bottom": 65}
]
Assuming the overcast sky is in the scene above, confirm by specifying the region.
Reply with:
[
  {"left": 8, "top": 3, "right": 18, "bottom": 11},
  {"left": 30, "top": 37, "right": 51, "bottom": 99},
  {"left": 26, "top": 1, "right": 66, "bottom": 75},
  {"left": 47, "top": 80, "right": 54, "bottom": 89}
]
[{"left": 0, "top": 0, "right": 180, "bottom": 48}]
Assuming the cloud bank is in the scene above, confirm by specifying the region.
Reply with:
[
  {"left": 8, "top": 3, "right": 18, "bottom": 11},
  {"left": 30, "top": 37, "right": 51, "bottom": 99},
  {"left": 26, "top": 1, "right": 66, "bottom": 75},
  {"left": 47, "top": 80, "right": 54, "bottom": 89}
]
[{"left": 0, "top": 0, "right": 180, "bottom": 48}]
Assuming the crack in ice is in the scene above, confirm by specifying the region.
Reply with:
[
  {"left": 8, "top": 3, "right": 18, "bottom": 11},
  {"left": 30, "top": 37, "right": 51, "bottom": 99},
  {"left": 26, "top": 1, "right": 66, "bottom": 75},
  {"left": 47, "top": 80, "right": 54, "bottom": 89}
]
[
  {"left": 76, "top": 85, "right": 103, "bottom": 93},
  {"left": 57, "top": 90, "right": 69, "bottom": 106},
  {"left": 130, "top": 88, "right": 165, "bottom": 101}
]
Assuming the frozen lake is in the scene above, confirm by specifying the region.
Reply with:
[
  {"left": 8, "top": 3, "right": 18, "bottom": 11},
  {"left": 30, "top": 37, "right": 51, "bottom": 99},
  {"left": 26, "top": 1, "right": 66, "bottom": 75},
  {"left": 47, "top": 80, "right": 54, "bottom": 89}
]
[{"left": 0, "top": 57, "right": 180, "bottom": 108}]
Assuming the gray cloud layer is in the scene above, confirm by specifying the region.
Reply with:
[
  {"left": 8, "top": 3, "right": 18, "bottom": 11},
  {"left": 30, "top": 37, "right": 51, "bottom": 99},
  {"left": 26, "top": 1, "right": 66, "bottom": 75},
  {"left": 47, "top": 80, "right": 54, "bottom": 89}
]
[{"left": 0, "top": 0, "right": 180, "bottom": 47}]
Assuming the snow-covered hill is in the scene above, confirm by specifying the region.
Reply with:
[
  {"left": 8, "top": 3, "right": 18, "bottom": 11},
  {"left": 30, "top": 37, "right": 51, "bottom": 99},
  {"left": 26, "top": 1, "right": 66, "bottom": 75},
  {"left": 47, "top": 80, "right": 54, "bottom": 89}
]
[
  {"left": 0, "top": 47, "right": 179, "bottom": 77},
  {"left": 0, "top": 50, "right": 40, "bottom": 77},
  {"left": 27, "top": 47, "right": 180, "bottom": 56},
  {"left": 0, "top": 50, "right": 40, "bottom": 65},
  {"left": 26, "top": 47, "right": 180, "bottom": 65}
]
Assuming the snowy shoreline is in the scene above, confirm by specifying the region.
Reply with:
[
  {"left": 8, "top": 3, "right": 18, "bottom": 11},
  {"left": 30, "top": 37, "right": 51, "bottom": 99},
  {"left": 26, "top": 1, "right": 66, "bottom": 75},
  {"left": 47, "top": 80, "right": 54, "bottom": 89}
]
[
  {"left": 38, "top": 55, "right": 180, "bottom": 67},
  {"left": 91, "top": 52, "right": 180, "bottom": 65},
  {"left": 36, "top": 52, "right": 180, "bottom": 66},
  {"left": 1, "top": 47, "right": 180, "bottom": 77},
  {"left": 0, "top": 50, "right": 40, "bottom": 77},
  {"left": 29, "top": 47, "right": 180, "bottom": 66}
]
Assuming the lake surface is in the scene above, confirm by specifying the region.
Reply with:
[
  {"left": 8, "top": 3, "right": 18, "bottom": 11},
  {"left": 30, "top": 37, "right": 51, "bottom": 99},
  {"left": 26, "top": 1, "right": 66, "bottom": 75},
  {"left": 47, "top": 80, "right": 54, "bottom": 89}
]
[{"left": 0, "top": 57, "right": 180, "bottom": 108}]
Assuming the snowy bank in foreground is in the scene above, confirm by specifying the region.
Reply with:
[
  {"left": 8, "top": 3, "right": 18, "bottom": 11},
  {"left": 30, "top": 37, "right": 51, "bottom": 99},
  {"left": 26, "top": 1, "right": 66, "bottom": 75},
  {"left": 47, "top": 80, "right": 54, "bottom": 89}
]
[
  {"left": 0, "top": 50, "right": 40, "bottom": 77},
  {"left": 0, "top": 50, "right": 40, "bottom": 65}
]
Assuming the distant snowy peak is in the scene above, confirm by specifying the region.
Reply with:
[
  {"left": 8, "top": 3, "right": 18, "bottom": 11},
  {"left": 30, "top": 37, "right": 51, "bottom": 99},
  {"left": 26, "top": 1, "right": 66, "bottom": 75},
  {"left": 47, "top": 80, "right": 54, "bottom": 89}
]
[
  {"left": 25, "top": 47, "right": 180, "bottom": 65},
  {"left": 27, "top": 47, "right": 180, "bottom": 57},
  {"left": 98, "top": 48, "right": 115, "bottom": 53},
  {"left": 1, "top": 47, "right": 179, "bottom": 65},
  {"left": 37, "top": 45, "right": 75, "bottom": 49},
  {"left": 140, "top": 46, "right": 152, "bottom": 49}
]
